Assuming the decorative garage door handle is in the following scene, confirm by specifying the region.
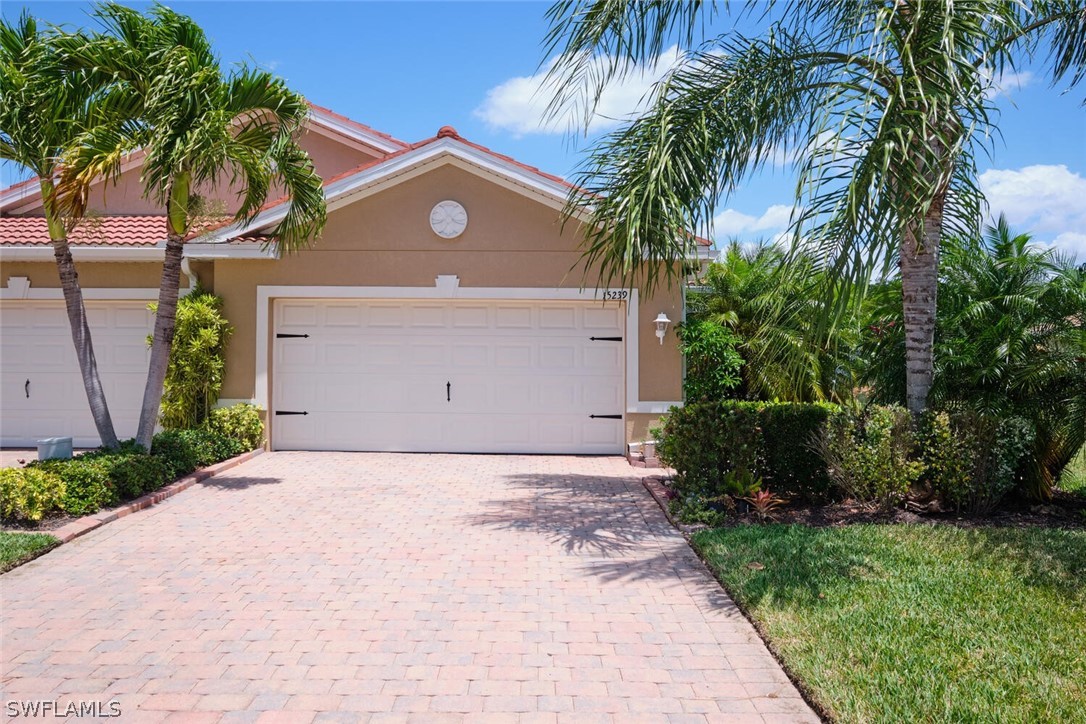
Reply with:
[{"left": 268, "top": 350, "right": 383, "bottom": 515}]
[
  {"left": 275, "top": 410, "right": 308, "bottom": 416},
  {"left": 589, "top": 414, "right": 622, "bottom": 419},
  {"left": 276, "top": 333, "right": 309, "bottom": 339},
  {"left": 25, "top": 379, "right": 29, "bottom": 399},
  {"left": 589, "top": 336, "right": 623, "bottom": 341}
]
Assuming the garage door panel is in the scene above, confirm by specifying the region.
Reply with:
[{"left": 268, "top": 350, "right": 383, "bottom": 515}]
[
  {"left": 0, "top": 301, "right": 153, "bottom": 447},
  {"left": 272, "top": 299, "right": 625, "bottom": 454}
]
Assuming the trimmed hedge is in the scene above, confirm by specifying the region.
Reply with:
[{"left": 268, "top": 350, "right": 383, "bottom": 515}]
[
  {"left": 655, "top": 400, "right": 841, "bottom": 500},
  {"left": 3, "top": 424, "right": 259, "bottom": 524}
]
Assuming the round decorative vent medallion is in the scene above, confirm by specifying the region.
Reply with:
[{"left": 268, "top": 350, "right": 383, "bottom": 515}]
[{"left": 429, "top": 200, "right": 468, "bottom": 239}]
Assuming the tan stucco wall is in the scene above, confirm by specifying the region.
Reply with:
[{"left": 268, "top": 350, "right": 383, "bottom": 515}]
[
  {"left": 0, "top": 261, "right": 193, "bottom": 289},
  {"left": 212, "top": 164, "right": 684, "bottom": 443}
]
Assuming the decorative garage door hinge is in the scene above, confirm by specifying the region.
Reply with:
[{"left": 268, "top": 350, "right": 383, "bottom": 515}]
[
  {"left": 275, "top": 410, "right": 309, "bottom": 416},
  {"left": 276, "top": 333, "right": 310, "bottom": 339},
  {"left": 589, "top": 414, "right": 623, "bottom": 419},
  {"left": 589, "top": 336, "right": 622, "bottom": 341}
]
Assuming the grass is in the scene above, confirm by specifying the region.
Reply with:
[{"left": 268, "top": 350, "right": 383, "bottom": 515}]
[
  {"left": 1059, "top": 445, "right": 1086, "bottom": 497},
  {"left": 692, "top": 525, "right": 1086, "bottom": 723},
  {"left": 0, "top": 531, "right": 58, "bottom": 573}
]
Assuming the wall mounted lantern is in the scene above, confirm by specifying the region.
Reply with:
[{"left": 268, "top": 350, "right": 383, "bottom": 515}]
[{"left": 654, "top": 313, "right": 672, "bottom": 345}]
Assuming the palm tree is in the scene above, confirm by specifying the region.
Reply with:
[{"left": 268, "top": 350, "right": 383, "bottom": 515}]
[
  {"left": 688, "top": 242, "right": 858, "bottom": 403},
  {"left": 0, "top": 13, "right": 120, "bottom": 448},
  {"left": 545, "top": 0, "right": 1086, "bottom": 415},
  {"left": 59, "top": 3, "right": 327, "bottom": 450},
  {"left": 864, "top": 215, "right": 1086, "bottom": 498}
]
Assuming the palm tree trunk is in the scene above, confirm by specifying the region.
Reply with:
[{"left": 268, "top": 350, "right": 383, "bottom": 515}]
[
  {"left": 51, "top": 239, "right": 120, "bottom": 449},
  {"left": 899, "top": 195, "right": 944, "bottom": 416},
  {"left": 134, "top": 233, "right": 184, "bottom": 450}
]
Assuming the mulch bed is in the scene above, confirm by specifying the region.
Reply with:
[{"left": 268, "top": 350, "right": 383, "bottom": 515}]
[{"left": 649, "top": 477, "right": 1086, "bottom": 530}]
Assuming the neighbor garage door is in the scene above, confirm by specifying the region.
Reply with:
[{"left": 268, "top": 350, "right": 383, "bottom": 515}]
[
  {"left": 0, "top": 301, "right": 153, "bottom": 447},
  {"left": 272, "top": 299, "right": 625, "bottom": 453}
]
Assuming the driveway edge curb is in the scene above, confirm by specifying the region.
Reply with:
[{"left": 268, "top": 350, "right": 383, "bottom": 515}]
[{"left": 51, "top": 448, "right": 265, "bottom": 544}]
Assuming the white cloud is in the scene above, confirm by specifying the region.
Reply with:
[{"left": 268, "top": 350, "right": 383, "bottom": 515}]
[
  {"left": 711, "top": 204, "right": 796, "bottom": 239},
  {"left": 983, "top": 69, "right": 1034, "bottom": 100},
  {"left": 474, "top": 47, "right": 682, "bottom": 137},
  {"left": 979, "top": 164, "right": 1086, "bottom": 260}
]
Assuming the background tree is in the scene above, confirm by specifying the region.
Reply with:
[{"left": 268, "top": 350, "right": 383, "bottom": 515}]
[
  {"left": 545, "top": 0, "right": 1086, "bottom": 415},
  {"left": 688, "top": 242, "right": 858, "bottom": 403},
  {"left": 0, "top": 13, "right": 119, "bottom": 448},
  {"left": 59, "top": 3, "right": 327, "bottom": 450},
  {"left": 864, "top": 216, "right": 1086, "bottom": 498}
]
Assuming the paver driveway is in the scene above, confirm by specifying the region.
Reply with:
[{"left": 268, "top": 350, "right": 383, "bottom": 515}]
[{"left": 1, "top": 453, "right": 817, "bottom": 723}]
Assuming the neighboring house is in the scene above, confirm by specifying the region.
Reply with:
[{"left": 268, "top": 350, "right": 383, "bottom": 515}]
[{"left": 0, "top": 104, "right": 708, "bottom": 454}]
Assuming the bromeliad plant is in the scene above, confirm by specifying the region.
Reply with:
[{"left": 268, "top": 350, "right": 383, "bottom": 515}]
[{"left": 742, "top": 489, "right": 788, "bottom": 523}]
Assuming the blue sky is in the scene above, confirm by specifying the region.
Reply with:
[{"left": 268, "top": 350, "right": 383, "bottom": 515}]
[{"left": 6, "top": 1, "right": 1086, "bottom": 260}]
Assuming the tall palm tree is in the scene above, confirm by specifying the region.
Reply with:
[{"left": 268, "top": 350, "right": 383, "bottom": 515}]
[
  {"left": 58, "top": 3, "right": 327, "bottom": 450},
  {"left": 864, "top": 215, "right": 1086, "bottom": 498},
  {"left": 545, "top": 0, "right": 1086, "bottom": 415},
  {"left": 0, "top": 13, "right": 120, "bottom": 448}
]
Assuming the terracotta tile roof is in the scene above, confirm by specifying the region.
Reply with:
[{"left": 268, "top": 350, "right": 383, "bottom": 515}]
[
  {"left": 0, "top": 215, "right": 166, "bottom": 246},
  {"left": 0, "top": 215, "right": 270, "bottom": 246}
]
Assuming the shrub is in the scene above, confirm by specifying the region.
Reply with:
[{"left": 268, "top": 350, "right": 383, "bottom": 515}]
[
  {"left": 0, "top": 468, "right": 65, "bottom": 522},
  {"left": 676, "top": 319, "right": 743, "bottom": 402},
  {"left": 153, "top": 287, "right": 233, "bottom": 430},
  {"left": 816, "top": 405, "right": 924, "bottom": 512},
  {"left": 656, "top": 399, "right": 840, "bottom": 501},
  {"left": 151, "top": 428, "right": 244, "bottom": 477},
  {"left": 102, "top": 454, "right": 171, "bottom": 500},
  {"left": 205, "top": 403, "right": 264, "bottom": 450},
  {"left": 33, "top": 457, "right": 116, "bottom": 516},
  {"left": 919, "top": 411, "right": 1035, "bottom": 515}
]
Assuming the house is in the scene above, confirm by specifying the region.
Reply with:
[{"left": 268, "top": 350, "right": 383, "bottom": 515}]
[{"left": 0, "top": 105, "right": 707, "bottom": 455}]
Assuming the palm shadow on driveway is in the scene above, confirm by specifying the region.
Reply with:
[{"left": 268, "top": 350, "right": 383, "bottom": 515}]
[{"left": 464, "top": 471, "right": 712, "bottom": 588}]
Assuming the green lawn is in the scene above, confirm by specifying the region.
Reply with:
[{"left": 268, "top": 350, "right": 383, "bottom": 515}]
[
  {"left": 0, "top": 531, "right": 58, "bottom": 573},
  {"left": 1059, "top": 445, "right": 1086, "bottom": 497},
  {"left": 692, "top": 525, "right": 1086, "bottom": 723}
]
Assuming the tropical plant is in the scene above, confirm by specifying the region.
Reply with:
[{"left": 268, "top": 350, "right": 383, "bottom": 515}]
[
  {"left": 58, "top": 3, "right": 327, "bottom": 450},
  {"left": 544, "top": 0, "right": 1086, "bottom": 416},
  {"left": 153, "top": 287, "right": 232, "bottom": 430},
  {"left": 865, "top": 217, "right": 1086, "bottom": 498},
  {"left": 676, "top": 317, "right": 743, "bottom": 402},
  {"left": 0, "top": 13, "right": 119, "bottom": 447},
  {"left": 688, "top": 242, "right": 858, "bottom": 402},
  {"left": 742, "top": 489, "right": 788, "bottom": 523}
]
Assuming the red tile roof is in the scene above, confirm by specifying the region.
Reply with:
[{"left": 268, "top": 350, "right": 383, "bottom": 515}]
[
  {"left": 0, "top": 215, "right": 166, "bottom": 246},
  {"left": 0, "top": 215, "right": 269, "bottom": 246}
]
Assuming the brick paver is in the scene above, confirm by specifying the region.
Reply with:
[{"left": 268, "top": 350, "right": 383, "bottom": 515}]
[{"left": 1, "top": 453, "right": 817, "bottom": 722}]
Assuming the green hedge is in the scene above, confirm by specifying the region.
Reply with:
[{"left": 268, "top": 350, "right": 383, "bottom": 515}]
[
  {"left": 3, "top": 419, "right": 261, "bottom": 524},
  {"left": 655, "top": 400, "right": 841, "bottom": 500}
]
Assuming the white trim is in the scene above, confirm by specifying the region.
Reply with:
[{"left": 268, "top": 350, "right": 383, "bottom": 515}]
[
  {"left": 254, "top": 283, "right": 674, "bottom": 419},
  {"left": 0, "top": 246, "right": 165, "bottom": 262},
  {"left": 0, "top": 243, "right": 277, "bottom": 262},
  {"left": 306, "top": 108, "right": 406, "bottom": 154}
]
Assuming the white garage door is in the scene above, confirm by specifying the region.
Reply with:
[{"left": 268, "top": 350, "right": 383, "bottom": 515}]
[
  {"left": 0, "top": 301, "right": 152, "bottom": 447},
  {"left": 272, "top": 299, "right": 625, "bottom": 453}
]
